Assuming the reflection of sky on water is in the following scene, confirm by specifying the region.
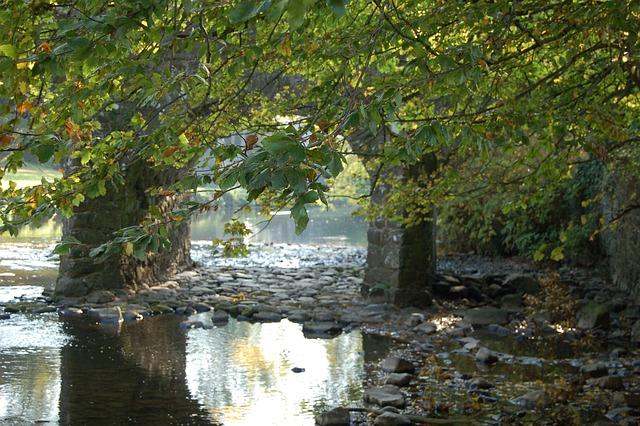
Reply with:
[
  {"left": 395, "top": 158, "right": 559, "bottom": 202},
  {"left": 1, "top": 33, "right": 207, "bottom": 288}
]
[
  {"left": 0, "top": 244, "right": 58, "bottom": 271},
  {"left": 191, "top": 206, "right": 367, "bottom": 247},
  {"left": 0, "top": 314, "right": 66, "bottom": 424},
  {"left": 185, "top": 319, "right": 364, "bottom": 426}
]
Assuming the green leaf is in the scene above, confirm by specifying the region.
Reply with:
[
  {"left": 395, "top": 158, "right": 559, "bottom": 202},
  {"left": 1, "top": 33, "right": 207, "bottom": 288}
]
[
  {"left": 261, "top": 132, "right": 305, "bottom": 162},
  {"left": 31, "top": 144, "right": 55, "bottom": 163},
  {"left": 0, "top": 44, "right": 17, "bottom": 59},
  {"left": 287, "top": 0, "right": 315, "bottom": 29},
  {"left": 229, "top": 0, "right": 270, "bottom": 24},
  {"left": 326, "top": 0, "right": 348, "bottom": 18},
  {"left": 291, "top": 203, "right": 309, "bottom": 234},
  {"left": 550, "top": 246, "right": 565, "bottom": 262}
]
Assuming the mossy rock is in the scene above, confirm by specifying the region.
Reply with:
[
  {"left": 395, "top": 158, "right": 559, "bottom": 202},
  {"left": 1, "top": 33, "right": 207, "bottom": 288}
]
[{"left": 150, "top": 304, "right": 174, "bottom": 315}]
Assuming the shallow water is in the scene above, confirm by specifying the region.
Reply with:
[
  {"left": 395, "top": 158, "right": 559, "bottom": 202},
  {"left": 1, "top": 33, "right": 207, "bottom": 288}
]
[{"left": 0, "top": 206, "right": 373, "bottom": 425}]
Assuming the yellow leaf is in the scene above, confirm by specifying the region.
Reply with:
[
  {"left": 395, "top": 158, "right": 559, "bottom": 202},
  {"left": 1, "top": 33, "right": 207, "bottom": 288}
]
[{"left": 124, "top": 242, "right": 134, "bottom": 256}]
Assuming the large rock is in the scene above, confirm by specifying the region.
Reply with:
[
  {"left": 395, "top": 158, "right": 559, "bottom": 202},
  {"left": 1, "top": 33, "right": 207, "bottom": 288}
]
[
  {"left": 381, "top": 357, "right": 415, "bottom": 374},
  {"left": 253, "top": 311, "right": 282, "bottom": 322},
  {"left": 88, "top": 306, "right": 123, "bottom": 324},
  {"left": 462, "top": 307, "right": 509, "bottom": 325},
  {"left": 577, "top": 303, "right": 610, "bottom": 330},
  {"left": 315, "top": 407, "right": 350, "bottom": 426},
  {"left": 364, "top": 385, "right": 406, "bottom": 408},
  {"left": 385, "top": 373, "right": 413, "bottom": 387}
]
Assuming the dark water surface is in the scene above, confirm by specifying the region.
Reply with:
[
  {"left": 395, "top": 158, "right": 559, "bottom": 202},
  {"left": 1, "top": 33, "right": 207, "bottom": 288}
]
[{"left": 0, "top": 207, "right": 373, "bottom": 425}]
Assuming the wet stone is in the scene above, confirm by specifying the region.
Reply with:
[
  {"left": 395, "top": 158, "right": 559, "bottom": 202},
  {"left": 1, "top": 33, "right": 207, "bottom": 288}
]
[
  {"left": 302, "top": 321, "right": 343, "bottom": 337},
  {"left": 192, "top": 303, "right": 213, "bottom": 313},
  {"left": 59, "top": 307, "right": 83, "bottom": 318},
  {"left": 123, "top": 310, "right": 143, "bottom": 321},
  {"left": 180, "top": 320, "right": 205, "bottom": 329},
  {"left": 413, "top": 322, "right": 436, "bottom": 335},
  {"left": 315, "top": 407, "right": 351, "bottom": 426},
  {"left": 88, "top": 307, "right": 123, "bottom": 324},
  {"left": 504, "top": 274, "right": 540, "bottom": 294},
  {"left": 364, "top": 385, "right": 406, "bottom": 408},
  {"left": 0, "top": 313, "right": 10, "bottom": 320},
  {"left": 32, "top": 305, "right": 56, "bottom": 314},
  {"left": 211, "top": 310, "right": 229, "bottom": 324},
  {"left": 381, "top": 357, "right": 415, "bottom": 374},
  {"left": 384, "top": 373, "right": 413, "bottom": 387},
  {"left": 286, "top": 310, "right": 310, "bottom": 323},
  {"left": 253, "top": 311, "right": 282, "bottom": 322}
]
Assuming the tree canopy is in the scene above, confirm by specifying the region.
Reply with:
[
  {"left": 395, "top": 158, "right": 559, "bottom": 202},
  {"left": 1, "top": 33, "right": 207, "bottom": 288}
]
[{"left": 0, "top": 0, "right": 638, "bottom": 259}]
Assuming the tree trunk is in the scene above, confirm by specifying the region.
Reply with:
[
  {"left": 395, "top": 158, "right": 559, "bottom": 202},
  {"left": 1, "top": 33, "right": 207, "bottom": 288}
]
[{"left": 55, "top": 160, "right": 192, "bottom": 296}]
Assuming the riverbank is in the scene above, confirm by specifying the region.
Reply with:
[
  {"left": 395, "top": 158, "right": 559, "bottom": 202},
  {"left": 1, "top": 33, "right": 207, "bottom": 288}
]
[{"left": 2, "top": 247, "right": 639, "bottom": 424}]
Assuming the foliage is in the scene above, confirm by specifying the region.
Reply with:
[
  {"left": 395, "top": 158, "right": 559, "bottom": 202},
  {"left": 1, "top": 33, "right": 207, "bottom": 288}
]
[
  {"left": 212, "top": 219, "right": 252, "bottom": 257},
  {"left": 0, "top": 0, "right": 638, "bottom": 261},
  {"left": 439, "top": 160, "right": 605, "bottom": 263}
]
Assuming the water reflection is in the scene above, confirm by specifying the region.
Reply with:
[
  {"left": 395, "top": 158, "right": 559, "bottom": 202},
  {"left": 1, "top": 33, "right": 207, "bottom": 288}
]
[
  {"left": 191, "top": 206, "right": 366, "bottom": 246},
  {"left": 0, "top": 314, "right": 66, "bottom": 425},
  {"left": 58, "top": 317, "right": 216, "bottom": 425},
  {"left": 185, "top": 318, "right": 365, "bottom": 425}
]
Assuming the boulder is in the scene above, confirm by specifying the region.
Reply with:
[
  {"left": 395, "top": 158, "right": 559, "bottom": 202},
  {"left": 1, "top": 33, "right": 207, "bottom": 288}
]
[
  {"left": 0, "top": 313, "right": 10, "bottom": 320},
  {"left": 385, "top": 373, "right": 413, "bottom": 387},
  {"left": 315, "top": 407, "right": 350, "bottom": 426},
  {"left": 577, "top": 303, "right": 610, "bottom": 330},
  {"left": 364, "top": 385, "right": 406, "bottom": 408},
  {"left": 381, "top": 357, "right": 415, "bottom": 374},
  {"left": 413, "top": 322, "right": 436, "bottom": 335}
]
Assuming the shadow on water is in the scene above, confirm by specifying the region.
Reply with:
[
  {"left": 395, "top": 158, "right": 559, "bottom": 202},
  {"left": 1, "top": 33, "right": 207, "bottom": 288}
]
[{"left": 58, "top": 316, "right": 217, "bottom": 425}]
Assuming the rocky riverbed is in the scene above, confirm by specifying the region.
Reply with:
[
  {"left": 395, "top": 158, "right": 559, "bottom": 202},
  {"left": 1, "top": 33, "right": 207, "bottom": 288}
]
[{"left": 2, "top": 245, "right": 640, "bottom": 425}]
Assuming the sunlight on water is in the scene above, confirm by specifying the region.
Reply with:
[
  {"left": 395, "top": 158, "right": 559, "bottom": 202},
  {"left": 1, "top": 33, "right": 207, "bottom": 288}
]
[
  {"left": 185, "top": 319, "right": 364, "bottom": 426},
  {"left": 0, "top": 314, "right": 65, "bottom": 424}
]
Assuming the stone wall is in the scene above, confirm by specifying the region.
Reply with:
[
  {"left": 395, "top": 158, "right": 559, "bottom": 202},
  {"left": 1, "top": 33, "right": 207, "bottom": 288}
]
[
  {"left": 361, "top": 157, "right": 437, "bottom": 307},
  {"left": 601, "top": 172, "right": 640, "bottom": 301},
  {"left": 55, "top": 160, "right": 192, "bottom": 296}
]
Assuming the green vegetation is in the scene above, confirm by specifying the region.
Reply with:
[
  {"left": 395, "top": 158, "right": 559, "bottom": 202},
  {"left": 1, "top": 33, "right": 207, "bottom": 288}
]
[{"left": 0, "top": 1, "right": 638, "bottom": 261}]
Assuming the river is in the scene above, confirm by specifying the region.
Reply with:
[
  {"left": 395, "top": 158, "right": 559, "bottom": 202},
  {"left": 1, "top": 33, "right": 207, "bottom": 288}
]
[{"left": 0, "top": 206, "right": 382, "bottom": 425}]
